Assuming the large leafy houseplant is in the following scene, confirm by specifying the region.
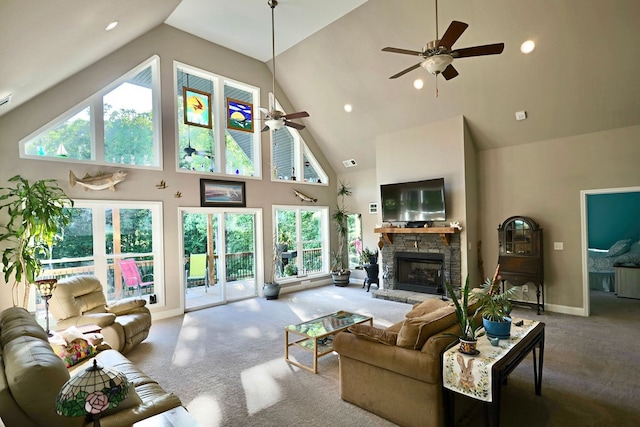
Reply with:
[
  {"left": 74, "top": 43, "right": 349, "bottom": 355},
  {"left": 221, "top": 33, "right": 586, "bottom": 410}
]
[
  {"left": 331, "top": 181, "right": 352, "bottom": 286},
  {"left": 0, "top": 175, "right": 74, "bottom": 308},
  {"left": 444, "top": 276, "right": 484, "bottom": 342}
]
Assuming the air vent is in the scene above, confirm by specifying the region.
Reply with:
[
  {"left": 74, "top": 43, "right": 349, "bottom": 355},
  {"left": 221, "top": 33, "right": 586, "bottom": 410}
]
[
  {"left": 0, "top": 94, "right": 11, "bottom": 107},
  {"left": 342, "top": 159, "right": 357, "bottom": 168}
]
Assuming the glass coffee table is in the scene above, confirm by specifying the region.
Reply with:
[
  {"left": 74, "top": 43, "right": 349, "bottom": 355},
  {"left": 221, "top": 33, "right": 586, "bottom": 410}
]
[{"left": 285, "top": 310, "right": 372, "bottom": 373}]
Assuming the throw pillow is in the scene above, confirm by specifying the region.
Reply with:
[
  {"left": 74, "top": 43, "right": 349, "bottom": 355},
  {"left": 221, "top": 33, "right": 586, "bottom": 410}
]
[
  {"left": 51, "top": 338, "right": 97, "bottom": 368},
  {"left": 397, "top": 305, "right": 456, "bottom": 349},
  {"left": 347, "top": 324, "right": 398, "bottom": 346},
  {"left": 607, "top": 239, "right": 632, "bottom": 257},
  {"left": 405, "top": 298, "right": 449, "bottom": 318}
]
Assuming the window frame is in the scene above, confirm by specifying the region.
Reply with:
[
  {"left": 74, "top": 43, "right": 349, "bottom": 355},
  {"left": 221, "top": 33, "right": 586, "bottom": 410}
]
[
  {"left": 269, "top": 95, "right": 328, "bottom": 186},
  {"left": 174, "top": 61, "right": 262, "bottom": 179},
  {"left": 19, "top": 56, "right": 162, "bottom": 169},
  {"left": 273, "top": 205, "right": 330, "bottom": 283}
]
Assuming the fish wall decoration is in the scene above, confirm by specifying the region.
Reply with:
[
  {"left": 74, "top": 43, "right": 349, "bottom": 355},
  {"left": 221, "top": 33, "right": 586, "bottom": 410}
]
[
  {"left": 69, "top": 170, "right": 127, "bottom": 191},
  {"left": 294, "top": 189, "right": 317, "bottom": 203}
]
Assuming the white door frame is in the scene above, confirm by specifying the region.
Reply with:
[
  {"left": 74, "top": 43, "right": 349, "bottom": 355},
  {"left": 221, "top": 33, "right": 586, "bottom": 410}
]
[{"left": 580, "top": 186, "right": 640, "bottom": 316}]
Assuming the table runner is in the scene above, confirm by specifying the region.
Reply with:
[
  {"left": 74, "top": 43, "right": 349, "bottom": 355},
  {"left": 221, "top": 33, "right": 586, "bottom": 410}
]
[{"left": 442, "top": 317, "right": 539, "bottom": 402}]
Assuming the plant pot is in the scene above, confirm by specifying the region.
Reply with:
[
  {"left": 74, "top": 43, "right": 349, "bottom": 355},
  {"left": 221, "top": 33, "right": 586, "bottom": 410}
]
[
  {"left": 263, "top": 282, "right": 281, "bottom": 300},
  {"left": 482, "top": 317, "right": 512, "bottom": 339},
  {"left": 458, "top": 338, "right": 479, "bottom": 355},
  {"left": 332, "top": 271, "right": 351, "bottom": 287}
]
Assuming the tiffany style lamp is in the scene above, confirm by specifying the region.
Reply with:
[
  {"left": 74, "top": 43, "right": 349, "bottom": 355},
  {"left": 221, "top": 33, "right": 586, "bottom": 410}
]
[{"left": 55, "top": 359, "right": 130, "bottom": 427}]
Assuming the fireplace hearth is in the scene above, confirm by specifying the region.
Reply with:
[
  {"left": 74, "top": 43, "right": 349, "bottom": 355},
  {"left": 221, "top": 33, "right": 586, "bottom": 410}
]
[{"left": 395, "top": 252, "right": 444, "bottom": 295}]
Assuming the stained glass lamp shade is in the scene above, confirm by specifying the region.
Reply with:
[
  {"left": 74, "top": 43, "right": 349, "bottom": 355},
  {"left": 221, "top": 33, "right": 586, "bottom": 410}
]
[{"left": 56, "top": 359, "right": 130, "bottom": 427}]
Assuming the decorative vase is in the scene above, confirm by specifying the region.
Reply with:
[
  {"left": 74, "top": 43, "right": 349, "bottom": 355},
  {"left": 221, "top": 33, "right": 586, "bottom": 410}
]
[
  {"left": 458, "top": 338, "right": 479, "bottom": 355},
  {"left": 332, "top": 271, "right": 351, "bottom": 287},
  {"left": 482, "top": 317, "right": 512, "bottom": 339},
  {"left": 263, "top": 282, "right": 280, "bottom": 300}
]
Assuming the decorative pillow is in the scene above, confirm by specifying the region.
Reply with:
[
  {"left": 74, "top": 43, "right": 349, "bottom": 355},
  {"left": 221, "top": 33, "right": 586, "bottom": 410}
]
[
  {"left": 607, "top": 239, "right": 632, "bottom": 257},
  {"left": 51, "top": 338, "right": 97, "bottom": 368},
  {"left": 397, "top": 305, "right": 456, "bottom": 349},
  {"left": 405, "top": 298, "right": 449, "bottom": 318},
  {"left": 614, "top": 252, "right": 640, "bottom": 265},
  {"left": 348, "top": 324, "right": 397, "bottom": 346}
]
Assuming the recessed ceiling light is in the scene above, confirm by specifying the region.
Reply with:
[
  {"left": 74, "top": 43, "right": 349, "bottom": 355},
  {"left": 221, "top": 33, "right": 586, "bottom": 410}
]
[
  {"left": 413, "top": 79, "right": 424, "bottom": 90},
  {"left": 520, "top": 40, "right": 535, "bottom": 54},
  {"left": 106, "top": 21, "right": 119, "bottom": 31},
  {"left": 344, "top": 104, "right": 352, "bottom": 113}
]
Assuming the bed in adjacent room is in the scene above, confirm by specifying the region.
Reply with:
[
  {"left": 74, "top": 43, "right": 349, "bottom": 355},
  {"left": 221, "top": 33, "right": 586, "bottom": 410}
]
[{"left": 588, "top": 239, "right": 640, "bottom": 292}]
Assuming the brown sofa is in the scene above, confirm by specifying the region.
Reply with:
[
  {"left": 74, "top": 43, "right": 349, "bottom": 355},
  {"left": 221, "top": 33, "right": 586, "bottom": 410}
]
[
  {"left": 49, "top": 275, "right": 151, "bottom": 354},
  {"left": 0, "top": 306, "right": 182, "bottom": 427},
  {"left": 334, "top": 298, "right": 478, "bottom": 427}
]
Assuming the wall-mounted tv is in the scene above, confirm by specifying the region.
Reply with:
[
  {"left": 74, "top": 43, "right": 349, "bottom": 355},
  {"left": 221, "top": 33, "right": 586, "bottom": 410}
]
[{"left": 380, "top": 178, "right": 446, "bottom": 224}]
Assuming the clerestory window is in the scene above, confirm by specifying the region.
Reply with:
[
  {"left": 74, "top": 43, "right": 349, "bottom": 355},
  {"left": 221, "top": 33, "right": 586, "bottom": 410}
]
[
  {"left": 175, "top": 62, "right": 261, "bottom": 178},
  {"left": 270, "top": 96, "right": 327, "bottom": 185},
  {"left": 20, "top": 56, "right": 161, "bottom": 168}
]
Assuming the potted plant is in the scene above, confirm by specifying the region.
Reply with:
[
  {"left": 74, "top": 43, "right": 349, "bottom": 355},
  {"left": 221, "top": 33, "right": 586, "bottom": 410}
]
[
  {"left": 263, "top": 235, "right": 283, "bottom": 300},
  {"left": 0, "top": 175, "right": 74, "bottom": 308},
  {"left": 361, "top": 246, "right": 378, "bottom": 265},
  {"left": 476, "top": 266, "right": 520, "bottom": 339},
  {"left": 444, "top": 276, "right": 484, "bottom": 354},
  {"left": 331, "top": 180, "right": 352, "bottom": 286}
]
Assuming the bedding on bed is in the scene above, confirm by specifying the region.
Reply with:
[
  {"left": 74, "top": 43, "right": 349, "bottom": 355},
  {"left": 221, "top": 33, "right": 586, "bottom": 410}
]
[{"left": 588, "top": 239, "right": 640, "bottom": 291}]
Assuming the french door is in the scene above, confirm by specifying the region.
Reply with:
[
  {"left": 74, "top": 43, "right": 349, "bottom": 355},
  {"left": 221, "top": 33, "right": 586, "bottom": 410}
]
[{"left": 180, "top": 207, "right": 263, "bottom": 311}]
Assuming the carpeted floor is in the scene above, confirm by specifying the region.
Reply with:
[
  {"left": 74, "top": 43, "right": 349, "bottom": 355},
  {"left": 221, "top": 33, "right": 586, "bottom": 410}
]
[{"left": 126, "top": 286, "right": 640, "bottom": 426}]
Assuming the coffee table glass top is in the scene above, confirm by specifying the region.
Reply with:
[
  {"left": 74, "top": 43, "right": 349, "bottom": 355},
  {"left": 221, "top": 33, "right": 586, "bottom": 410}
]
[{"left": 286, "top": 310, "right": 370, "bottom": 338}]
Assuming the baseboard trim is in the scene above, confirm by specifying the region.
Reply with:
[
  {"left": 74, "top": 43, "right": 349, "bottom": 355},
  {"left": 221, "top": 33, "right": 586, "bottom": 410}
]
[{"left": 281, "top": 278, "right": 333, "bottom": 294}]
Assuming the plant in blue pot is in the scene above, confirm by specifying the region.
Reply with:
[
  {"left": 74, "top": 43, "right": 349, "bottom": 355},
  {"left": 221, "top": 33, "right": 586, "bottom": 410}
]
[{"left": 476, "top": 266, "right": 520, "bottom": 339}]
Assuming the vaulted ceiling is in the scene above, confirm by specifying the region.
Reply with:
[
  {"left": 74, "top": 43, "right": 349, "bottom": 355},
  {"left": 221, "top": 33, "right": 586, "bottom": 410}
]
[{"left": 1, "top": 0, "right": 639, "bottom": 172}]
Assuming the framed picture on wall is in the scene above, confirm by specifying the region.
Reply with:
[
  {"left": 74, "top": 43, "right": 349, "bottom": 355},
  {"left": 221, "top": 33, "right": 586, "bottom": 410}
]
[
  {"left": 183, "top": 87, "right": 212, "bottom": 129},
  {"left": 200, "top": 179, "right": 246, "bottom": 207},
  {"left": 226, "top": 98, "right": 254, "bottom": 133}
]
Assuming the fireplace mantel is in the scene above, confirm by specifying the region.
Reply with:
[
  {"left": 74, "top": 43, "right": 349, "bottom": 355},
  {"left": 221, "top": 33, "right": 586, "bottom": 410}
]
[{"left": 374, "top": 227, "right": 459, "bottom": 246}]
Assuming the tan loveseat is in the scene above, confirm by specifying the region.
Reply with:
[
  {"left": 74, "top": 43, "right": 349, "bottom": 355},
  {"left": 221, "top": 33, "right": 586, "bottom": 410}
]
[
  {"left": 0, "top": 306, "right": 182, "bottom": 427},
  {"left": 49, "top": 275, "right": 151, "bottom": 354},
  {"left": 334, "top": 298, "right": 478, "bottom": 427}
]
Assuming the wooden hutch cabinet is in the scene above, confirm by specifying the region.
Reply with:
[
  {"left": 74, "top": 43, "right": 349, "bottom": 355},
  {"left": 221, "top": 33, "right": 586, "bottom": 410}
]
[{"left": 497, "top": 216, "right": 544, "bottom": 314}]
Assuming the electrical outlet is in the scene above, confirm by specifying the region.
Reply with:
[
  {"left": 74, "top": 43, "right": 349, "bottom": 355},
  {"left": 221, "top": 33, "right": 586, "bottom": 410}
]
[{"left": 522, "top": 285, "right": 528, "bottom": 293}]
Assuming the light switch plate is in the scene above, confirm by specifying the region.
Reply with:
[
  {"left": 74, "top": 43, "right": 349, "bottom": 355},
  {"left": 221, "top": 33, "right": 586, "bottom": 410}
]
[{"left": 554, "top": 242, "right": 563, "bottom": 250}]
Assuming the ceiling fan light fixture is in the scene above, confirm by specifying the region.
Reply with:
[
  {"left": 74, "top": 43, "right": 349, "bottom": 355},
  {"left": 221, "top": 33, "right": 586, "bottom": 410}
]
[
  {"left": 421, "top": 55, "right": 453, "bottom": 75},
  {"left": 520, "top": 40, "right": 535, "bottom": 54},
  {"left": 266, "top": 118, "right": 284, "bottom": 130}
]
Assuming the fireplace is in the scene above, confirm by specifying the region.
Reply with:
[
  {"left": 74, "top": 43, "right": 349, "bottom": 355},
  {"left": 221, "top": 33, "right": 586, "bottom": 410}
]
[{"left": 395, "top": 252, "right": 444, "bottom": 295}]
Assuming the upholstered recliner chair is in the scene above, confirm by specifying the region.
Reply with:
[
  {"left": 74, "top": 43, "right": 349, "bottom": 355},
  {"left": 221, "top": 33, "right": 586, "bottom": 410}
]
[{"left": 49, "top": 275, "right": 151, "bottom": 354}]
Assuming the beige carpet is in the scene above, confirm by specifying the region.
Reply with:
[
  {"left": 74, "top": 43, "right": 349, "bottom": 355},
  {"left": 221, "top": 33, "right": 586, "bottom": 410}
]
[{"left": 126, "top": 286, "right": 640, "bottom": 426}]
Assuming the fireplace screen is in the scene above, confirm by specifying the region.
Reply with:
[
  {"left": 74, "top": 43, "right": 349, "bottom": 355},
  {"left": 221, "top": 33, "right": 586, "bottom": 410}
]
[{"left": 395, "top": 252, "right": 444, "bottom": 294}]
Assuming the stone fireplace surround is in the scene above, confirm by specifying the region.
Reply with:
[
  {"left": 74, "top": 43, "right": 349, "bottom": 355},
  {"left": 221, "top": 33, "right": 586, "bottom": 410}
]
[{"left": 378, "top": 231, "right": 461, "bottom": 297}]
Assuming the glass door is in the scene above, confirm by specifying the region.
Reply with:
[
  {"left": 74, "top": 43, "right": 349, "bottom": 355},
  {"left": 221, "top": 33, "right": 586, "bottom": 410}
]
[{"left": 181, "top": 208, "right": 261, "bottom": 311}]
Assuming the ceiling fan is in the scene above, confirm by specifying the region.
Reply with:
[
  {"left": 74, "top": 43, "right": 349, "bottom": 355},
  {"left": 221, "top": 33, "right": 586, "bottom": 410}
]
[
  {"left": 259, "top": 0, "right": 309, "bottom": 132},
  {"left": 382, "top": 0, "right": 504, "bottom": 81}
]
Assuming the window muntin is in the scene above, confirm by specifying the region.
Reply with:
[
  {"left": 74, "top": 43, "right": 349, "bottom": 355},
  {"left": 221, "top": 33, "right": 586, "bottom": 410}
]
[
  {"left": 38, "top": 200, "right": 164, "bottom": 305},
  {"left": 20, "top": 57, "right": 161, "bottom": 168},
  {"left": 270, "top": 97, "right": 327, "bottom": 185},
  {"left": 274, "top": 206, "right": 329, "bottom": 280},
  {"left": 175, "top": 62, "right": 260, "bottom": 178}
]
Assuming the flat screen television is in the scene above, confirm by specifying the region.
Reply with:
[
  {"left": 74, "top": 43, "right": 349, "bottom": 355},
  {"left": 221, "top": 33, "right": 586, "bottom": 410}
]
[{"left": 380, "top": 178, "right": 446, "bottom": 223}]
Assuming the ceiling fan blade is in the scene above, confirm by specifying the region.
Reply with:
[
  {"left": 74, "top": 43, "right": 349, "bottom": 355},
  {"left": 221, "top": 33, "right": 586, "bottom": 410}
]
[
  {"left": 453, "top": 43, "right": 505, "bottom": 58},
  {"left": 438, "top": 21, "right": 468, "bottom": 50},
  {"left": 284, "top": 121, "right": 305, "bottom": 130},
  {"left": 389, "top": 62, "right": 422, "bottom": 79},
  {"left": 261, "top": 125, "right": 270, "bottom": 132},
  {"left": 441, "top": 64, "right": 459, "bottom": 80},
  {"left": 382, "top": 47, "right": 423, "bottom": 57},
  {"left": 283, "top": 111, "right": 309, "bottom": 120}
]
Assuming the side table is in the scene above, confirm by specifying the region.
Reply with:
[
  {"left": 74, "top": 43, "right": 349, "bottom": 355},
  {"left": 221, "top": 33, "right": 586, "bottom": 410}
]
[{"left": 442, "top": 320, "right": 545, "bottom": 427}]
